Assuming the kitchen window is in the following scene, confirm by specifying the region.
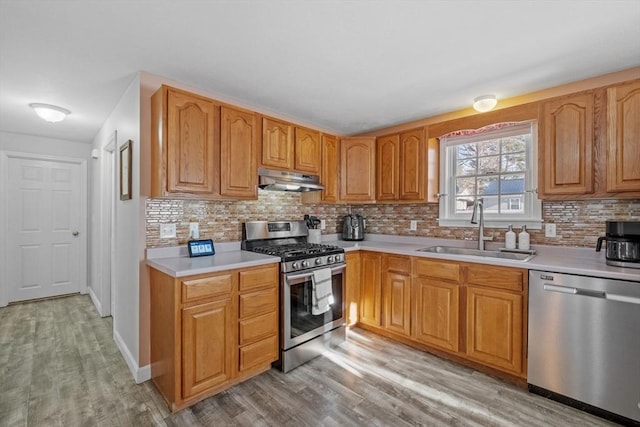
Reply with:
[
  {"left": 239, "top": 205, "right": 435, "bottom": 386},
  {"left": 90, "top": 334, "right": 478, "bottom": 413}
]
[{"left": 438, "top": 121, "right": 542, "bottom": 229}]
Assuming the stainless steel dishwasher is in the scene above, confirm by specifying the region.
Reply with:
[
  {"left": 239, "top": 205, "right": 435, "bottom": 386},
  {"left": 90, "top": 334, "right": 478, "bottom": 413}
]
[{"left": 528, "top": 270, "right": 640, "bottom": 424}]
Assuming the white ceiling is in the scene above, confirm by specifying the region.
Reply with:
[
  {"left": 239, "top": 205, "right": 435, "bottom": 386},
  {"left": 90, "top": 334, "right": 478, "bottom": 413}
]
[{"left": 1, "top": 0, "right": 639, "bottom": 143}]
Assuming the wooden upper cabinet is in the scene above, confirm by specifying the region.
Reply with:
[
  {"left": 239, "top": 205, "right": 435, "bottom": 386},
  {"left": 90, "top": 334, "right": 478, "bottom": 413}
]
[
  {"left": 399, "top": 128, "right": 427, "bottom": 201},
  {"left": 261, "top": 117, "right": 293, "bottom": 170},
  {"left": 294, "top": 127, "right": 321, "bottom": 174},
  {"left": 539, "top": 92, "right": 595, "bottom": 196},
  {"left": 376, "top": 134, "right": 400, "bottom": 200},
  {"left": 375, "top": 128, "right": 427, "bottom": 202},
  {"left": 151, "top": 85, "right": 220, "bottom": 198},
  {"left": 341, "top": 137, "right": 376, "bottom": 202},
  {"left": 220, "top": 106, "right": 257, "bottom": 199},
  {"left": 607, "top": 80, "right": 640, "bottom": 193},
  {"left": 321, "top": 134, "right": 340, "bottom": 202}
]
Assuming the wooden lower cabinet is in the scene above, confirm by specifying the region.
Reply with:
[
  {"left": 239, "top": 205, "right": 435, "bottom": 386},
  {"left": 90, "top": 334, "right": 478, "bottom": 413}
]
[
  {"left": 345, "top": 252, "right": 361, "bottom": 326},
  {"left": 354, "top": 254, "right": 527, "bottom": 380},
  {"left": 359, "top": 252, "right": 382, "bottom": 327},
  {"left": 466, "top": 286, "right": 523, "bottom": 374},
  {"left": 412, "top": 277, "right": 459, "bottom": 352},
  {"left": 182, "top": 298, "right": 234, "bottom": 399},
  {"left": 384, "top": 271, "right": 411, "bottom": 336},
  {"left": 150, "top": 263, "right": 279, "bottom": 412}
]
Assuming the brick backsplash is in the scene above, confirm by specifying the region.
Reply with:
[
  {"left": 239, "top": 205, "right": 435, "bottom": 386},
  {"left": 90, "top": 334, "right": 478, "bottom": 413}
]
[{"left": 146, "top": 191, "right": 639, "bottom": 249}]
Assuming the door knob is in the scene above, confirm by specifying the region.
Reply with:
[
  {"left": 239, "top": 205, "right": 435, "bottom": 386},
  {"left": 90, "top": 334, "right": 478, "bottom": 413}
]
[{"left": 72, "top": 231, "right": 79, "bottom": 237}]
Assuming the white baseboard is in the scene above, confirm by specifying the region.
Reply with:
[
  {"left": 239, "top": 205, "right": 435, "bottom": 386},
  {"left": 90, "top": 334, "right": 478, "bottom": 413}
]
[
  {"left": 113, "top": 328, "right": 151, "bottom": 384},
  {"left": 88, "top": 287, "right": 103, "bottom": 316}
]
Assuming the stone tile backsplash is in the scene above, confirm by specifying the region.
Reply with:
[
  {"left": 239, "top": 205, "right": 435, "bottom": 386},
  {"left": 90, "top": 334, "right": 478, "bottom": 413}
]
[{"left": 146, "top": 191, "right": 639, "bottom": 249}]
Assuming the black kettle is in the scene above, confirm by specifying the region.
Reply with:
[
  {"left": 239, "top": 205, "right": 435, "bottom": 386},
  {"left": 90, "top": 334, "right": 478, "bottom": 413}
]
[{"left": 342, "top": 214, "right": 365, "bottom": 241}]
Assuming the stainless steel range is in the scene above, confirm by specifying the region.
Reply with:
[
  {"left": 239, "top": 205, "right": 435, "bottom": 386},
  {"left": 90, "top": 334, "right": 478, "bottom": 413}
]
[{"left": 242, "top": 221, "right": 346, "bottom": 372}]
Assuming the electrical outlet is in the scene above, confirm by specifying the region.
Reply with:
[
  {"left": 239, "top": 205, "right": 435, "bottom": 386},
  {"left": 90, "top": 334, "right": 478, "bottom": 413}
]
[
  {"left": 189, "top": 222, "right": 199, "bottom": 239},
  {"left": 410, "top": 220, "right": 418, "bottom": 231},
  {"left": 545, "top": 223, "right": 557, "bottom": 237},
  {"left": 320, "top": 219, "right": 326, "bottom": 230},
  {"left": 160, "top": 223, "right": 176, "bottom": 238}
]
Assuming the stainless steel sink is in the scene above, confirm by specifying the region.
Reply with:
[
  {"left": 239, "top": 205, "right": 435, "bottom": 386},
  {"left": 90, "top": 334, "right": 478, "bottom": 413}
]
[{"left": 416, "top": 246, "right": 536, "bottom": 262}]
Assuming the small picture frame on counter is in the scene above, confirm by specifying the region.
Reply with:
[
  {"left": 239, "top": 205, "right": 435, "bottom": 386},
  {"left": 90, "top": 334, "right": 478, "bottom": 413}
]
[{"left": 187, "top": 239, "right": 215, "bottom": 257}]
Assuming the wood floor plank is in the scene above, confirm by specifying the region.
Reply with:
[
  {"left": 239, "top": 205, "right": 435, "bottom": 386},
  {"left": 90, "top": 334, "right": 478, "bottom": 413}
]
[{"left": 0, "top": 295, "right": 620, "bottom": 427}]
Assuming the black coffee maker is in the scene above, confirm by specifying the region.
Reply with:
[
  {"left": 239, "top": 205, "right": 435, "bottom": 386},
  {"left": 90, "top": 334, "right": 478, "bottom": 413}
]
[{"left": 596, "top": 221, "right": 640, "bottom": 268}]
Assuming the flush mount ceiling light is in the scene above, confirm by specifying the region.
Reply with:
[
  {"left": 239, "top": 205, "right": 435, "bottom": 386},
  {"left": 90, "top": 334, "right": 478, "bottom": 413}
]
[
  {"left": 29, "top": 103, "right": 71, "bottom": 123},
  {"left": 473, "top": 95, "right": 497, "bottom": 112}
]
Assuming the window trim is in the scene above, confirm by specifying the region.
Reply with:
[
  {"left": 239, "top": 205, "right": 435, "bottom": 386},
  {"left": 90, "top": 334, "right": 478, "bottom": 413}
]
[{"left": 438, "top": 120, "right": 542, "bottom": 229}]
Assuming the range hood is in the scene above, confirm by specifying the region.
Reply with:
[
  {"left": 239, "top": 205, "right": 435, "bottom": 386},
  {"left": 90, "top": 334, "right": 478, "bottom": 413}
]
[{"left": 258, "top": 168, "right": 324, "bottom": 192}]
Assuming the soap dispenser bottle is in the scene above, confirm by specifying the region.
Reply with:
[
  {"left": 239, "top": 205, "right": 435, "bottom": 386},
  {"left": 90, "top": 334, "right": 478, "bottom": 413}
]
[
  {"left": 519, "top": 225, "right": 530, "bottom": 250},
  {"left": 505, "top": 224, "right": 516, "bottom": 249}
]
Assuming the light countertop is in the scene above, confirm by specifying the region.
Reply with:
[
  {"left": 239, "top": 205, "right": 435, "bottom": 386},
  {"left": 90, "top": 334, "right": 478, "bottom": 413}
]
[{"left": 146, "top": 235, "right": 640, "bottom": 282}]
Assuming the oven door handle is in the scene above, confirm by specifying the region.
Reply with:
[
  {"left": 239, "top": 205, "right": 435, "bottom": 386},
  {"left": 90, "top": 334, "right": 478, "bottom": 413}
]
[{"left": 285, "top": 265, "right": 346, "bottom": 282}]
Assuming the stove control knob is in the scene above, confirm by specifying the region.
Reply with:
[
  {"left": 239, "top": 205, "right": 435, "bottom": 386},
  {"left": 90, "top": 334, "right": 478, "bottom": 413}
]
[
  {"left": 327, "top": 256, "right": 335, "bottom": 263},
  {"left": 315, "top": 258, "right": 322, "bottom": 265},
  {"left": 335, "top": 254, "right": 342, "bottom": 262},
  {"left": 301, "top": 260, "right": 309, "bottom": 268},
  {"left": 291, "top": 262, "right": 299, "bottom": 270}
]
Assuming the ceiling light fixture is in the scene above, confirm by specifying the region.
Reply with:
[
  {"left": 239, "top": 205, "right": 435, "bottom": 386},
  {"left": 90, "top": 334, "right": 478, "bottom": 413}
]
[
  {"left": 473, "top": 95, "right": 497, "bottom": 112},
  {"left": 29, "top": 103, "right": 71, "bottom": 123}
]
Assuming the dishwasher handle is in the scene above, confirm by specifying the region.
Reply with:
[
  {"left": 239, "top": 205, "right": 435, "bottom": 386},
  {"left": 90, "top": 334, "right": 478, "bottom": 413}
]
[{"left": 543, "top": 284, "right": 606, "bottom": 299}]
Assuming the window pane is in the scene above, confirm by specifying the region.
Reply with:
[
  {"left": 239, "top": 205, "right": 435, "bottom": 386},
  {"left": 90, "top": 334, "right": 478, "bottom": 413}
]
[
  {"left": 478, "top": 176, "right": 498, "bottom": 195},
  {"left": 456, "top": 143, "right": 476, "bottom": 159},
  {"left": 501, "top": 195, "right": 524, "bottom": 213},
  {"left": 478, "top": 139, "right": 499, "bottom": 156},
  {"left": 455, "top": 196, "right": 475, "bottom": 213},
  {"left": 501, "top": 153, "right": 526, "bottom": 172},
  {"left": 478, "top": 156, "right": 500, "bottom": 175},
  {"left": 456, "top": 158, "right": 477, "bottom": 176},
  {"left": 482, "top": 196, "right": 500, "bottom": 213},
  {"left": 501, "top": 136, "right": 527, "bottom": 153},
  {"left": 500, "top": 174, "right": 525, "bottom": 194},
  {"left": 456, "top": 177, "right": 476, "bottom": 196}
]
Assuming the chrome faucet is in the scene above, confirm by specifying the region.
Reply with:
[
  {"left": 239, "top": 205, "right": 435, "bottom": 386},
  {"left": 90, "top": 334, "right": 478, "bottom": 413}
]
[{"left": 470, "top": 197, "right": 488, "bottom": 250}]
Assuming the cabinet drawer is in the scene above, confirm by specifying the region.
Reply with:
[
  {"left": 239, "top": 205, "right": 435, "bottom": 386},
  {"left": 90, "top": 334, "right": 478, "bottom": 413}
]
[
  {"left": 182, "top": 274, "right": 233, "bottom": 303},
  {"left": 239, "top": 335, "right": 278, "bottom": 372},
  {"left": 239, "top": 311, "right": 277, "bottom": 346},
  {"left": 386, "top": 255, "right": 411, "bottom": 274},
  {"left": 239, "top": 265, "right": 278, "bottom": 292},
  {"left": 413, "top": 259, "right": 460, "bottom": 282},
  {"left": 467, "top": 265, "right": 524, "bottom": 292},
  {"left": 239, "top": 288, "right": 278, "bottom": 319}
]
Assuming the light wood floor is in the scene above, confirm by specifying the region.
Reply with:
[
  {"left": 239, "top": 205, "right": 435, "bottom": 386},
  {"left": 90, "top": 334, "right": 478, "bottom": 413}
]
[{"left": 0, "top": 295, "right": 617, "bottom": 427}]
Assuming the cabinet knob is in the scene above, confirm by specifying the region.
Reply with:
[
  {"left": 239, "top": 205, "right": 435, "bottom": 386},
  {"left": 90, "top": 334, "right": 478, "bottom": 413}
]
[{"left": 72, "top": 231, "right": 79, "bottom": 237}]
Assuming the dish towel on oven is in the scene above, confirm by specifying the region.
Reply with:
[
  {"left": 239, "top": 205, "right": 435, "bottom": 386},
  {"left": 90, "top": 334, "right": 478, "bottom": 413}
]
[{"left": 312, "top": 268, "right": 334, "bottom": 315}]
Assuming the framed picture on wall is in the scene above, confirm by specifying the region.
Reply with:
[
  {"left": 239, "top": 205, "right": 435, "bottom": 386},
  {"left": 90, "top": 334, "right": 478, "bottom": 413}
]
[{"left": 119, "top": 140, "right": 132, "bottom": 201}]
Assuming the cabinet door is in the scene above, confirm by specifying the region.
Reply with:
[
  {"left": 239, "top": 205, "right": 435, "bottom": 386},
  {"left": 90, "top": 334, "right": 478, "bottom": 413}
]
[
  {"left": 345, "top": 252, "right": 361, "bottom": 326},
  {"left": 321, "top": 134, "right": 340, "bottom": 202},
  {"left": 261, "top": 117, "right": 293, "bottom": 170},
  {"left": 384, "top": 272, "right": 411, "bottom": 336},
  {"left": 294, "top": 127, "right": 321, "bottom": 174},
  {"left": 412, "top": 277, "right": 459, "bottom": 352},
  {"left": 539, "top": 92, "right": 594, "bottom": 196},
  {"left": 341, "top": 137, "right": 376, "bottom": 202},
  {"left": 607, "top": 80, "right": 640, "bottom": 193},
  {"left": 359, "top": 252, "right": 382, "bottom": 327},
  {"left": 166, "top": 88, "right": 219, "bottom": 195},
  {"left": 376, "top": 134, "right": 400, "bottom": 201},
  {"left": 466, "top": 286, "right": 523, "bottom": 374},
  {"left": 399, "top": 128, "right": 427, "bottom": 201},
  {"left": 220, "top": 106, "right": 257, "bottom": 198},
  {"left": 182, "top": 298, "right": 234, "bottom": 399}
]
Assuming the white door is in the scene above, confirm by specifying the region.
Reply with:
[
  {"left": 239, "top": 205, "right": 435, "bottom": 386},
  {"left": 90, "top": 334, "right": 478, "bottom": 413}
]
[{"left": 6, "top": 156, "right": 84, "bottom": 302}]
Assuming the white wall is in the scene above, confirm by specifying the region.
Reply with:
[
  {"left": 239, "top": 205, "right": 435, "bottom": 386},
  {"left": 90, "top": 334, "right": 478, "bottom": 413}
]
[
  {"left": 0, "top": 131, "right": 91, "bottom": 157},
  {"left": 89, "top": 74, "right": 147, "bottom": 382}
]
